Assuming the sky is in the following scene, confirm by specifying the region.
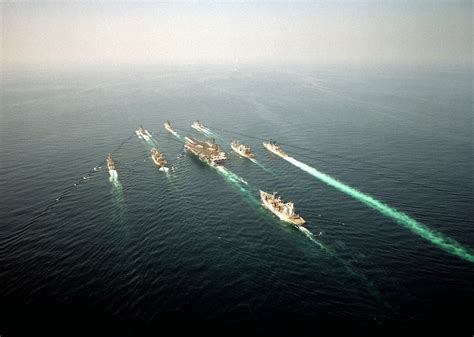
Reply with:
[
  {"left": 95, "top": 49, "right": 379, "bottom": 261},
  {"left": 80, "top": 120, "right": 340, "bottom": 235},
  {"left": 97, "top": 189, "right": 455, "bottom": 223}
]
[{"left": 1, "top": 1, "right": 471, "bottom": 68}]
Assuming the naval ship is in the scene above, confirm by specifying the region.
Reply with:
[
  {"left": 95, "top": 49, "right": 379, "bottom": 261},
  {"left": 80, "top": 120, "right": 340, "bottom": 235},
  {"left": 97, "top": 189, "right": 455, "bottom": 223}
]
[
  {"left": 184, "top": 137, "right": 226, "bottom": 165},
  {"left": 263, "top": 140, "right": 288, "bottom": 158},
  {"left": 136, "top": 126, "right": 152, "bottom": 141},
  {"left": 106, "top": 153, "right": 117, "bottom": 177},
  {"left": 191, "top": 120, "right": 208, "bottom": 133},
  {"left": 260, "top": 190, "right": 305, "bottom": 226},
  {"left": 150, "top": 148, "right": 168, "bottom": 171},
  {"left": 164, "top": 120, "right": 174, "bottom": 133},
  {"left": 231, "top": 140, "right": 255, "bottom": 159}
]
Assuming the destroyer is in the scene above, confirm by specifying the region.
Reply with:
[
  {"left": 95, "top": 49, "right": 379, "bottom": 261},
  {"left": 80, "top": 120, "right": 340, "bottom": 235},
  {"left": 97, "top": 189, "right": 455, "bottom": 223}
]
[
  {"left": 106, "top": 153, "right": 118, "bottom": 177},
  {"left": 184, "top": 137, "right": 226, "bottom": 165},
  {"left": 136, "top": 126, "right": 152, "bottom": 141},
  {"left": 150, "top": 147, "right": 169, "bottom": 171},
  {"left": 263, "top": 140, "right": 288, "bottom": 158},
  {"left": 191, "top": 120, "right": 208, "bottom": 133},
  {"left": 260, "top": 190, "right": 305, "bottom": 226},
  {"left": 231, "top": 140, "right": 255, "bottom": 159}
]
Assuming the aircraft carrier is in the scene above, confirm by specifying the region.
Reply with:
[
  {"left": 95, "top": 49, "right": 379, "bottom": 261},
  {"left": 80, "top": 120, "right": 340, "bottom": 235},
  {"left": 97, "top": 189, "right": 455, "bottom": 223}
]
[{"left": 184, "top": 136, "right": 226, "bottom": 165}]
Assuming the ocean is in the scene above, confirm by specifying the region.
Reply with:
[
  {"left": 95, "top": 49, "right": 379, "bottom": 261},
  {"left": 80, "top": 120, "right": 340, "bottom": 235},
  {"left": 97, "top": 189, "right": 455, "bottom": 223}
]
[{"left": 1, "top": 64, "right": 472, "bottom": 335}]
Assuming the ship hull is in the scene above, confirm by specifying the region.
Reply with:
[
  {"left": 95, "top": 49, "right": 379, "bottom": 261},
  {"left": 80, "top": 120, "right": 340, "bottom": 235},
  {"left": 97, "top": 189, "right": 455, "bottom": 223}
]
[
  {"left": 263, "top": 143, "right": 288, "bottom": 158},
  {"left": 151, "top": 155, "right": 168, "bottom": 171},
  {"left": 184, "top": 137, "right": 226, "bottom": 165},
  {"left": 231, "top": 144, "right": 255, "bottom": 159},
  {"left": 136, "top": 129, "right": 151, "bottom": 141},
  {"left": 164, "top": 124, "right": 174, "bottom": 133},
  {"left": 184, "top": 145, "right": 223, "bottom": 166},
  {"left": 106, "top": 162, "right": 116, "bottom": 172},
  {"left": 260, "top": 191, "right": 305, "bottom": 226}
]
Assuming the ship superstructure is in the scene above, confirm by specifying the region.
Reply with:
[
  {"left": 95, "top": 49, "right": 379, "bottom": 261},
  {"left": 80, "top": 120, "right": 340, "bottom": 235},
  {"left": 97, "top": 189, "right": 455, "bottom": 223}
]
[
  {"left": 260, "top": 190, "right": 305, "bottom": 226},
  {"left": 231, "top": 140, "right": 255, "bottom": 159},
  {"left": 184, "top": 136, "right": 226, "bottom": 165},
  {"left": 150, "top": 147, "right": 168, "bottom": 171},
  {"left": 263, "top": 140, "right": 288, "bottom": 158},
  {"left": 191, "top": 120, "right": 208, "bottom": 133},
  {"left": 164, "top": 120, "right": 174, "bottom": 133},
  {"left": 136, "top": 126, "right": 152, "bottom": 141},
  {"left": 106, "top": 153, "right": 118, "bottom": 178}
]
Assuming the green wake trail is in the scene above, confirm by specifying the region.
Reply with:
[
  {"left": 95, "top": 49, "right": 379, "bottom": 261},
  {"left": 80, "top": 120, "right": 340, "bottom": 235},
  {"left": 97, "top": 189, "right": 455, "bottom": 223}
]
[
  {"left": 109, "top": 174, "right": 125, "bottom": 226},
  {"left": 249, "top": 158, "right": 274, "bottom": 175},
  {"left": 202, "top": 127, "right": 224, "bottom": 141},
  {"left": 284, "top": 156, "right": 474, "bottom": 263},
  {"left": 168, "top": 128, "right": 385, "bottom": 303},
  {"left": 167, "top": 128, "right": 183, "bottom": 141},
  {"left": 214, "top": 161, "right": 385, "bottom": 305},
  {"left": 137, "top": 131, "right": 179, "bottom": 192}
]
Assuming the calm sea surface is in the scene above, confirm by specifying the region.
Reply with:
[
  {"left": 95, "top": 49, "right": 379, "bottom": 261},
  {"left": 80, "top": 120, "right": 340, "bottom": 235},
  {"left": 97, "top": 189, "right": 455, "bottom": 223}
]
[{"left": 1, "top": 65, "right": 472, "bottom": 335}]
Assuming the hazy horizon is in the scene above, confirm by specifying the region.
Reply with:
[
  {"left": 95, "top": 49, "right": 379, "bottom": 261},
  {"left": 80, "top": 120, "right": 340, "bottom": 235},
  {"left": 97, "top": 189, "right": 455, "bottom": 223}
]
[{"left": 2, "top": 1, "right": 472, "bottom": 69}]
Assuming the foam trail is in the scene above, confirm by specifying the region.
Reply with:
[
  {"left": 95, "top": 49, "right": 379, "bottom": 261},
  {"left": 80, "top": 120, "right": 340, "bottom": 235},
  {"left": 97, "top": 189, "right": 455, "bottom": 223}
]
[
  {"left": 285, "top": 156, "right": 474, "bottom": 263},
  {"left": 145, "top": 136, "right": 158, "bottom": 147},
  {"left": 138, "top": 134, "right": 172, "bottom": 174},
  {"left": 194, "top": 128, "right": 207, "bottom": 137},
  {"left": 197, "top": 126, "right": 224, "bottom": 141},
  {"left": 108, "top": 168, "right": 122, "bottom": 190},
  {"left": 146, "top": 139, "right": 155, "bottom": 147},
  {"left": 213, "top": 162, "right": 382, "bottom": 302},
  {"left": 196, "top": 128, "right": 213, "bottom": 138},
  {"left": 109, "top": 170, "right": 118, "bottom": 182},
  {"left": 138, "top": 136, "right": 153, "bottom": 149},
  {"left": 168, "top": 129, "right": 182, "bottom": 141},
  {"left": 136, "top": 128, "right": 158, "bottom": 147},
  {"left": 110, "top": 176, "right": 125, "bottom": 226},
  {"left": 215, "top": 166, "right": 248, "bottom": 186},
  {"left": 206, "top": 129, "right": 225, "bottom": 141},
  {"left": 202, "top": 127, "right": 272, "bottom": 174},
  {"left": 210, "top": 167, "right": 261, "bottom": 228},
  {"left": 250, "top": 158, "right": 274, "bottom": 175},
  {"left": 215, "top": 165, "right": 329, "bottom": 257},
  {"left": 214, "top": 166, "right": 328, "bottom": 256},
  {"left": 165, "top": 128, "right": 184, "bottom": 143},
  {"left": 298, "top": 226, "right": 325, "bottom": 249},
  {"left": 179, "top": 128, "right": 373, "bottom": 292},
  {"left": 1, "top": 132, "right": 136, "bottom": 249},
  {"left": 300, "top": 225, "right": 384, "bottom": 301},
  {"left": 110, "top": 176, "right": 123, "bottom": 194}
]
